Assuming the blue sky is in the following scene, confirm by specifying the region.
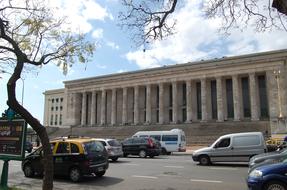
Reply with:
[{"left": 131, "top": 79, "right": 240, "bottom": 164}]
[{"left": 1, "top": 0, "right": 287, "bottom": 124}]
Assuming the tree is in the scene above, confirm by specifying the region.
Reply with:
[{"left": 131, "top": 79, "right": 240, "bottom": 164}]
[
  {"left": 119, "top": 0, "right": 287, "bottom": 45},
  {"left": 0, "top": 1, "right": 95, "bottom": 189}
]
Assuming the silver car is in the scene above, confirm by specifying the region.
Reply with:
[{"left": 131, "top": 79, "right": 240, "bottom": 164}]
[
  {"left": 248, "top": 148, "right": 287, "bottom": 173},
  {"left": 94, "top": 138, "right": 123, "bottom": 161}
]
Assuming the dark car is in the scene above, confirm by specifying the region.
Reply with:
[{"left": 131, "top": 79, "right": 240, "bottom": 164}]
[
  {"left": 25, "top": 141, "right": 33, "bottom": 153},
  {"left": 22, "top": 137, "right": 109, "bottom": 182},
  {"left": 122, "top": 137, "right": 161, "bottom": 158},
  {"left": 247, "top": 161, "right": 287, "bottom": 190},
  {"left": 249, "top": 148, "right": 287, "bottom": 173}
]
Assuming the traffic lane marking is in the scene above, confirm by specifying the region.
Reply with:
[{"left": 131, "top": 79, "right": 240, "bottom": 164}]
[
  {"left": 132, "top": 175, "right": 158, "bottom": 179},
  {"left": 190, "top": 179, "right": 223, "bottom": 183},
  {"left": 164, "top": 165, "right": 184, "bottom": 169},
  {"left": 208, "top": 167, "right": 238, "bottom": 170}
]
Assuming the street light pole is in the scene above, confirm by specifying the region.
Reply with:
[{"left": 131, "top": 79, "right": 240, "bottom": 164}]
[{"left": 0, "top": 70, "right": 25, "bottom": 106}]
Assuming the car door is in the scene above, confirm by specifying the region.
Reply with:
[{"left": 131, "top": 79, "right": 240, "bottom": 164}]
[
  {"left": 122, "top": 138, "right": 133, "bottom": 154},
  {"left": 29, "top": 147, "right": 44, "bottom": 174},
  {"left": 210, "top": 137, "right": 233, "bottom": 162},
  {"left": 54, "top": 142, "right": 71, "bottom": 175}
]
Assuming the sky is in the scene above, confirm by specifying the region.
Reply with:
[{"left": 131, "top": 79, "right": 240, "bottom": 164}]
[{"left": 1, "top": 0, "right": 287, "bottom": 124}]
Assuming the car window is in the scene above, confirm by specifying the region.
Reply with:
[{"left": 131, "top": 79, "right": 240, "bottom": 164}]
[
  {"left": 108, "top": 140, "right": 121, "bottom": 146},
  {"left": 83, "top": 141, "right": 104, "bottom": 154},
  {"left": 50, "top": 143, "right": 56, "bottom": 152},
  {"left": 150, "top": 135, "right": 161, "bottom": 141},
  {"left": 162, "top": 135, "right": 178, "bottom": 141},
  {"left": 99, "top": 141, "right": 107, "bottom": 146},
  {"left": 56, "top": 142, "right": 70, "bottom": 154},
  {"left": 123, "top": 138, "right": 133, "bottom": 145},
  {"left": 216, "top": 138, "right": 230, "bottom": 148},
  {"left": 181, "top": 135, "right": 186, "bottom": 142},
  {"left": 139, "top": 135, "right": 148, "bottom": 138},
  {"left": 71, "top": 143, "right": 79, "bottom": 153}
]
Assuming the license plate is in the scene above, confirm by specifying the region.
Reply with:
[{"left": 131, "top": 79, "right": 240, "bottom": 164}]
[{"left": 98, "top": 167, "right": 103, "bottom": 172}]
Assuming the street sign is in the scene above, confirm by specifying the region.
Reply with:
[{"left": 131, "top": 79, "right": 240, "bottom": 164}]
[{"left": 0, "top": 119, "right": 27, "bottom": 160}]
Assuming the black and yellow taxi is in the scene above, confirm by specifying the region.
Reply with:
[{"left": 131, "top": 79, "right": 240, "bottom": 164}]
[{"left": 21, "top": 136, "right": 109, "bottom": 182}]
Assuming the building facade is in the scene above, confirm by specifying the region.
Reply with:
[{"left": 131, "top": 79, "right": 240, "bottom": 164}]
[{"left": 43, "top": 49, "right": 287, "bottom": 135}]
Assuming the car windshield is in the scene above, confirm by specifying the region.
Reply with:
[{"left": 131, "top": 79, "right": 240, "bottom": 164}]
[
  {"left": 83, "top": 141, "right": 104, "bottom": 154},
  {"left": 107, "top": 140, "right": 121, "bottom": 146}
]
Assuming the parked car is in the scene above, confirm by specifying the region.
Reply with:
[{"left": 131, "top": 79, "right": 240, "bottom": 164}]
[
  {"left": 122, "top": 137, "right": 161, "bottom": 158},
  {"left": 22, "top": 136, "right": 109, "bottom": 182},
  {"left": 192, "top": 132, "right": 267, "bottom": 165},
  {"left": 133, "top": 128, "right": 186, "bottom": 154},
  {"left": 25, "top": 141, "right": 33, "bottom": 153},
  {"left": 94, "top": 138, "right": 123, "bottom": 161},
  {"left": 249, "top": 148, "right": 287, "bottom": 173},
  {"left": 247, "top": 161, "right": 287, "bottom": 190}
]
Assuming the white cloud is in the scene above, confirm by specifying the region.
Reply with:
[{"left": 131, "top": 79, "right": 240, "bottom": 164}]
[
  {"left": 92, "top": 28, "right": 104, "bottom": 39},
  {"left": 106, "top": 41, "right": 120, "bottom": 50},
  {"left": 49, "top": 0, "right": 112, "bottom": 33},
  {"left": 126, "top": 0, "right": 287, "bottom": 69}
]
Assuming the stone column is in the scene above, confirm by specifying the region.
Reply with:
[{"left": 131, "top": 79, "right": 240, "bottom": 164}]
[
  {"left": 232, "top": 75, "right": 241, "bottom": 121},
  {"left": 186, "top": 80, "right": 192, "bottom": 123},
  {"left": 159, "top": 83, "right": 164, "bottom": 124},
  {"left": 134, "top": 86, "right": 139, "bottom": 125},
  {"left": 249, "top": 73, "right": 260, "bottom": 121},
  {"left": 266, "top": 70, "right": 278, "bottom": 119},
  {"left": 100, "top": 89, "right": 106, "bottom": 125},
  {"left": 216, "top": 77, "right": 224, "bottom": 122},
  {"left": 91, "top": 91, "right": 96, "bottom": 125},
  {"left": 111, "top": 89, "right": 117, "bottom": 125},
  {"left": 201, "top": 78, "right": 207, "bottom": 122},
  {"left": 81, "top": 92, "right": 87, "bottom": 126},
  {"left": 122, "top": 87, "right": 128, "bottom": 124},
  {"left": 146, "top": 84, "right": 152, "bottom": 123},
  {"left": 172, "top": 81, "right": 178, "bottom": 123}
]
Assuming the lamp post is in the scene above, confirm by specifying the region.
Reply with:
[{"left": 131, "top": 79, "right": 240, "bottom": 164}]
[
  {"left": 0, "top": 70, "right": 25, "bottom": 106},
  {"left": 274, "top": 69, "right": 283, "bottom": 119}
]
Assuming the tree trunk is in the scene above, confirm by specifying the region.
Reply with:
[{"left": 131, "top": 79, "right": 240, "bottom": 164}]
[{"left": 6, "top": 61, "right": 53, "bottom": 190}]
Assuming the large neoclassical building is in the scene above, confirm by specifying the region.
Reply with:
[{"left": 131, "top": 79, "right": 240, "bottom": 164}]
[{"left": 43, "top": 49, "right": 287, "bottom": 136}]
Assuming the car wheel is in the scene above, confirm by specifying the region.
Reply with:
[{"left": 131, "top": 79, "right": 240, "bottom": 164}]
[
  {"left": 139, "top": 150, "right": 147, "bottom": 158},
  {"left": 123, "top": 153, "right": 128, "bottom": 157},
  {"left": 69, "top": 167, "right": 82, "bottom": 182},
  {"left": 199, "top": 155, "right": 210, "bottom": 166},
  {"left": 264, "top": 180, "right": 287, "bottom": 190},
  {"left": 111, "top": 157, "right": 118, "bottom": 162},
  {"left": 23, "top": 164, "right": 34, "bottom": 177},
  {"left": 166, "top": 152, "right": 171, "bottom": 155},
  {"left": 96, "top": 171, "right": 106, "bottom": 177},
  {"left": 150, "top": 155, "right": 154, "bottom": 158}
]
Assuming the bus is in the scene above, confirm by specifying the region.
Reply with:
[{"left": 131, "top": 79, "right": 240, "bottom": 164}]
[{"left": 132, "top": 129, "right": 186, "bottom": 155}]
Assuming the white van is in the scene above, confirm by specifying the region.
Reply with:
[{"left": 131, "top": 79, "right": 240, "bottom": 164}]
[
  {"left": 133, "top": 129, "right": 186, "bottom": 154},
  {"left": 192, "top": 132, "right": 267, "bottom": 165}
]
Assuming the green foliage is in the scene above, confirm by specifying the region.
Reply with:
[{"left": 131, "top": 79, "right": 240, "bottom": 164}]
[{"left": 1, "top": 1, "right": 95, "bottom": 74}]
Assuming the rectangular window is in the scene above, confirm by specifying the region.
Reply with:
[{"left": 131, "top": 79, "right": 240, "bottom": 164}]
[
  {"left": 55, "top": 114, "right": 58, "bottom": 125},
  {"left": 182, "top": 108, "right": 186, "bottom": 122},
  {"left": 196, "top": 82, "right": 202, "bottom": 119},
  {"left": 156, "top": 86, "right": 159, "bottom": 108},
  {"left": 59, "top": 114, "right": 62, "bottom": 125},
  {"left": 258, "top": 75, "right": 269, "bottom": 118},
  {"left": 233, "top": 135, "right": 260, "bottom": 147},
  {"left": 150, "top": 135, "right": 161, "bottom": 141},
  {"left": 226, "top": 79, "right": 234, "bottom": 118},
  {"left": 182, "top": 83, "right": 186, "bottom": 106},
  {"left": 156, "top": 110, "right": 159, "bottom": 123},
  {"left": 50, "top": 115, "right": 53, "bottom": 125},
  {"left": 169, "top": 84, "right": 173, "bottom": 107},
  {"left": 162, "top": 135, "right": 178, "bottom": 142},
  {"left": 242, "top": 77, "right": 251, "bottom": 117},
  {"left": 169, "top": 109, "right": 173, "bottom": 122},
  {"left": 211, "top": 80, "right": 217, "bottom": 119}
]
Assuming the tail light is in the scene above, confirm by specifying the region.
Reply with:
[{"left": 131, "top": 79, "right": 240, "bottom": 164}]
[{"left": 148, "top": 138, "right": 154, "bottom": 148}]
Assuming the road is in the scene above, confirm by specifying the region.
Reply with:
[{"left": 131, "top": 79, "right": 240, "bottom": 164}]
[{"left": 1, "top": 155, "right": 248, "bottom": 190}]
